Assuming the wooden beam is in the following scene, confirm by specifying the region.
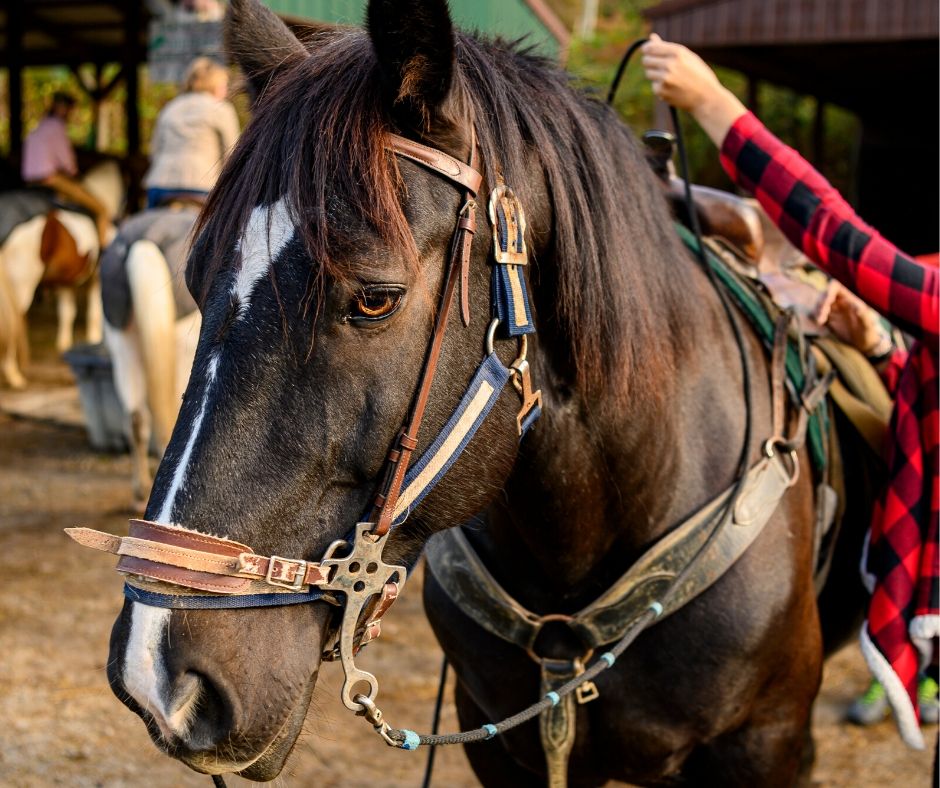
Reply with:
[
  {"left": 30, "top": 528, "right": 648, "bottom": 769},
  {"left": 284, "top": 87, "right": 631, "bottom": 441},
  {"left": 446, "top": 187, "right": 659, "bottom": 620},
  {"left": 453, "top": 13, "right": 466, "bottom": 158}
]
[
  {"left": 746, "top": 75, "right": 760, "bottom": 114},
  {"left": 124, "top": 0, "right": 142, "bottom": 207},
  {"left": 7, "top": 1, "right": 23, "bottom": 159}
]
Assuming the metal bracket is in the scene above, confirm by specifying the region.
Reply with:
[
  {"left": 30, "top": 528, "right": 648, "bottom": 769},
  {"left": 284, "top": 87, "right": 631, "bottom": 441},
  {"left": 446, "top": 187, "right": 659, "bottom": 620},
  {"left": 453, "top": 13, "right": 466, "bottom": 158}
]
[
  {"left": 320, "top": 523, "right": 407, "bottom": 711},
  {"left": 511, "top": 358, "right": 542, "bottom": 436}
]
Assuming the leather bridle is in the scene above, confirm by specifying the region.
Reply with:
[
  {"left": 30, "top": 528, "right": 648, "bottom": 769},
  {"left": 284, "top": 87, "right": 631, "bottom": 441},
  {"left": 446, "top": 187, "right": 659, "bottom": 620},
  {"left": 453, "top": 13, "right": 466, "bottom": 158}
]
[{"left": 68, "top": 128, "right": 542, "bottom": 717}]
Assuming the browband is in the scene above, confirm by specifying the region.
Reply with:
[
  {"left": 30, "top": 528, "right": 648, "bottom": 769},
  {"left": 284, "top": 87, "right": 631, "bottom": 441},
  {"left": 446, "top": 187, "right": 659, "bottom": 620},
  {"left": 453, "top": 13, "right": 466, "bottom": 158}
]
[{"left": 386, "top": 133, "right": 482, "bottom": 195}]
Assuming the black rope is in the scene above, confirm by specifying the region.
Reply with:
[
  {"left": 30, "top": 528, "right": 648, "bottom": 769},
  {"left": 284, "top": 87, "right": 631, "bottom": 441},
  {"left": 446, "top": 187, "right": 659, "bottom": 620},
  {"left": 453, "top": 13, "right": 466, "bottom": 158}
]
[
  {"left": 421, "top": 656, "right": 449, "bottom": 787},
  {"left": 212, "top": 776, "right": 227, "bottom": 788},
  {"left": 606, "top": 37, "right": 649, "bottom": 105}
]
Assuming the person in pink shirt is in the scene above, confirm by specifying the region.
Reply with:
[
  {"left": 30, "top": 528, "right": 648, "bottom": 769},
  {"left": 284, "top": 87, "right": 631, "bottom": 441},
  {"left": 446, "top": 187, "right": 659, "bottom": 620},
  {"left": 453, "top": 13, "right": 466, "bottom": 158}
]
[{"left": 21, "top": 92, "right": 111, "bottom": 245}]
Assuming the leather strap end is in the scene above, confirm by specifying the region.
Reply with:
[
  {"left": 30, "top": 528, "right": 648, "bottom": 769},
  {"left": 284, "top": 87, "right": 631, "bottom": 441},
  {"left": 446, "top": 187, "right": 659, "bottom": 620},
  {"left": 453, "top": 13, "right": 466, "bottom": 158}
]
[{"left": 65, "top": 527, "right": 122, "bottom": 555}]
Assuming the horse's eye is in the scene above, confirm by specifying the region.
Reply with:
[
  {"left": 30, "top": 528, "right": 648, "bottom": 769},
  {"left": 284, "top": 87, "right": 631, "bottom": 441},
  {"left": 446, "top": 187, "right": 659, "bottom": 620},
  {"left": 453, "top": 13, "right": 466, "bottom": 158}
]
[{"left": 348, "top": 287, "right": 404, "bottom": 323}]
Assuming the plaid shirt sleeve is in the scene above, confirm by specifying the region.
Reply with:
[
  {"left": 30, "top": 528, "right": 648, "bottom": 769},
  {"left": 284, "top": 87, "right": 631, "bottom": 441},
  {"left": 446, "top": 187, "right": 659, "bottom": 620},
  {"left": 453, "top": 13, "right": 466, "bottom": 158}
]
[{"left": 720, "top": 112, "right": 939, "bottom": 348}]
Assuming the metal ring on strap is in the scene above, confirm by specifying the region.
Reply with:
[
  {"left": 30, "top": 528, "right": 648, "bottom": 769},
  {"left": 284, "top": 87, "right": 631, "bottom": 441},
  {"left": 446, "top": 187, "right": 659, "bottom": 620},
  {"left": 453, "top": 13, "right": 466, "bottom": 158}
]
[{"left": 485, "top": 317, "right": 528, "bottom": 368}]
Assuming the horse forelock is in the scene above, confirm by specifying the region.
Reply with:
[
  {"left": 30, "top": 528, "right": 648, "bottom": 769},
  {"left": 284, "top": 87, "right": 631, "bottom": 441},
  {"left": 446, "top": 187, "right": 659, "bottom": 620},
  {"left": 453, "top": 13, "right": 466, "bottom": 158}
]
[{"left": 194, "top": 27, "right": 695, "bottom": 408}]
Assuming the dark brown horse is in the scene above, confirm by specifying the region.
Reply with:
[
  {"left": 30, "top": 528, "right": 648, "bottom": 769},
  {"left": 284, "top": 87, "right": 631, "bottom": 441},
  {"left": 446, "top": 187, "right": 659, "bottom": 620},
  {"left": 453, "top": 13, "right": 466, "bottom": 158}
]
[{"left": 97, "top": 0, "right": 877, "bottom": 784}]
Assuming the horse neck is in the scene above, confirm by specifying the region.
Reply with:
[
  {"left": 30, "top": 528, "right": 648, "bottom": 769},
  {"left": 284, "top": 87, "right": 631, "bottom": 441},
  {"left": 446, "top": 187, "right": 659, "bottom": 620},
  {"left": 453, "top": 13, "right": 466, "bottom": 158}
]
[
  {"left": 81, "top": 161, "right": 123, "bottom": 219},
  {"left": 480, "top": 246, "right": 760, "bottom": 612}
]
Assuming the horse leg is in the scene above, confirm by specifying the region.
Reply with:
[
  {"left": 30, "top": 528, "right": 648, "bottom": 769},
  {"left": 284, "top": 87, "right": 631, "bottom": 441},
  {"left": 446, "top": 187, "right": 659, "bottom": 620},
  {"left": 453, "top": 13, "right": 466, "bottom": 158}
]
[
  {"left": 56, "top": 287, "right": 77, "bottom": 352},
  {"left": 0, "top": 262, "right": 27, "bottom": 389},
  {"left": 453, "top": 678, "right": 545, "bottom": 788},
  {"left": 85, "top": 275, "right": 103, "bottom": 344},
  {"left": 679, "top": 676, "right": 819, "bottom": 787},
  {"left": 104, "top": 320, "right": 151, "bottom": 503},
  {"left": 0, "top": 337, "right": 27, "bottom": 389}
]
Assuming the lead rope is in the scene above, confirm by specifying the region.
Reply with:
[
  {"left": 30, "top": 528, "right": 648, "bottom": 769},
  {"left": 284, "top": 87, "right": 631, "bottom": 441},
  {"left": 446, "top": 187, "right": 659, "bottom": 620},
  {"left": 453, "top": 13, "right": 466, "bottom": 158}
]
[
  {"left": 389, "top": 36, "right": 755, "bottom": 767},
  {"left": 421, "top": 657, "right": 449, "bottom": 788}
]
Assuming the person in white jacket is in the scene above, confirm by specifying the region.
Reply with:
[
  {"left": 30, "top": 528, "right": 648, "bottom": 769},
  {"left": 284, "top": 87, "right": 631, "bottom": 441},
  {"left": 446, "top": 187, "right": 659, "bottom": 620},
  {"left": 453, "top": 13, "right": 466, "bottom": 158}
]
[{"left": 144, "top": 57, "right": 240, "bottom": 209}]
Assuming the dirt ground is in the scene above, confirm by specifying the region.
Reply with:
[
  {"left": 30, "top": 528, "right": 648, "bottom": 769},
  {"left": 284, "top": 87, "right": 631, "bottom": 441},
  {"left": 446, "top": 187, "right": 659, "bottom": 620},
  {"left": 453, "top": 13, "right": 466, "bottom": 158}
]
[{"left": 0, "top": 304, "right": 936, "bottom": 787}]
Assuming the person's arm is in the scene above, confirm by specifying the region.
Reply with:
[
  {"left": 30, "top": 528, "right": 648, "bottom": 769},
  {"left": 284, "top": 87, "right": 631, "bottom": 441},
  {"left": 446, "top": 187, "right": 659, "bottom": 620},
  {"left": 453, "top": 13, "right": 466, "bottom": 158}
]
[
  {"left": 51, "top": 122, "right": 79, "bottom": 177},
  {"left": 642, "top": 36, "right": 939, "bottom": 347}
]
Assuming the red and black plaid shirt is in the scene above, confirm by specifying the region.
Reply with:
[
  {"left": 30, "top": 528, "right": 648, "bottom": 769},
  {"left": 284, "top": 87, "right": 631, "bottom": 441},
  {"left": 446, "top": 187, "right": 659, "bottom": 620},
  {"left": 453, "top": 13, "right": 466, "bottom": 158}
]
[{"left": 721, "top": 112, "right": 938, "bottom": 747}]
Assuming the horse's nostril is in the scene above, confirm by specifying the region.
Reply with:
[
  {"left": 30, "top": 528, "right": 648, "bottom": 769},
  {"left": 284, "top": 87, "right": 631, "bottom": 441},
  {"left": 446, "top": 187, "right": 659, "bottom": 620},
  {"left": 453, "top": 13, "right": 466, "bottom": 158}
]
[{"left": 181, "top": 671, "right": 232, "bottom": 750}]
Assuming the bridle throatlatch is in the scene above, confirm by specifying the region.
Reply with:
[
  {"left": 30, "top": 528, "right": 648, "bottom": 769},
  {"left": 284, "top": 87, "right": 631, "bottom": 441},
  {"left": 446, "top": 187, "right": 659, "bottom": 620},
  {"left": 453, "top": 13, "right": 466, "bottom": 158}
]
[{"left": 66, "top": 129, "right": 543, "bottom": 736}]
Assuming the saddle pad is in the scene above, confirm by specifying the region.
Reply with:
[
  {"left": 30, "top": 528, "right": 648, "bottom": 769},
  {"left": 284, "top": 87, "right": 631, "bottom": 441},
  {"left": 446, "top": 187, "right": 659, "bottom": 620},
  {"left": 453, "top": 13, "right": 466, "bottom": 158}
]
[
  {"left": 101, "top": 207, "right": 199, "bottom": 329},
  {"left": 0, "top": 190, "right": 54, "bottom": 247}
]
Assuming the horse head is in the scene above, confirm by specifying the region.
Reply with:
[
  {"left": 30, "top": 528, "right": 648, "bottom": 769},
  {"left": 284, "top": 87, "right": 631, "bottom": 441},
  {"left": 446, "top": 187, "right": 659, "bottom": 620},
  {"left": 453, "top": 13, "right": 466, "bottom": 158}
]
[{"left": 105, "top": 0, "right": 546, "bottom": 778}]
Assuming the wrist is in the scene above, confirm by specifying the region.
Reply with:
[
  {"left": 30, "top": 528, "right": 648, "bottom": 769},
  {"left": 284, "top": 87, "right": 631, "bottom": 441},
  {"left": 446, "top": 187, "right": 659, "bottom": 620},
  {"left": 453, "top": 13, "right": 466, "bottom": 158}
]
[
  {"left": 864, "top": 333, "right": 894, "bottom": 363},
  {"left": 691, "top": 87, "right": 747, "bottom": 148}
]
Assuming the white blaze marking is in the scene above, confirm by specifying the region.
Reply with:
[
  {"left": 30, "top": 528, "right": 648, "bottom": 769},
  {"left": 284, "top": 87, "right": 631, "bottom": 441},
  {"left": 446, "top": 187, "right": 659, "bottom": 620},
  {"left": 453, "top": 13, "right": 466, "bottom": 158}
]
[
  {"left": 123, "top": 603, "right": 173, "bottom": 731},
  {"left": 232, "top": 197, "right": 294, "bottom": 317},
  {"left": 124, "top": 200, "right": 295, "bottom": 736}
]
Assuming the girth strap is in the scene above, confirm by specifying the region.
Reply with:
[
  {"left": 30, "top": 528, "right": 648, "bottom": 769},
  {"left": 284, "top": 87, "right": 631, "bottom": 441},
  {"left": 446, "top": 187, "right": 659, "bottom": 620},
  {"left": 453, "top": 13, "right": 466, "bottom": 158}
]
[{"left": 539, "top": 660, "right": 578, "bottom": 788}]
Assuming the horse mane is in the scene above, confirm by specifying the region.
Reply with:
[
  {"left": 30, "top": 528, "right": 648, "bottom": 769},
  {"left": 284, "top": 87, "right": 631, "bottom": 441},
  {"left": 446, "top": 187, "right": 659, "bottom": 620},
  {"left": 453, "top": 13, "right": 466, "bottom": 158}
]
[{"left": 195, "top": 28, "right": 695, "bottom": 406}]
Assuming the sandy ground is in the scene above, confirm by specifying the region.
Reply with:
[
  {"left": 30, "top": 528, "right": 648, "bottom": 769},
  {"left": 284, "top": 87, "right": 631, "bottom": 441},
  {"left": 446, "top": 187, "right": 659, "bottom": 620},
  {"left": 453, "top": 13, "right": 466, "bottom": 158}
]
[{"left": 0, "top": 302, "right": 935, "bottom": 787}]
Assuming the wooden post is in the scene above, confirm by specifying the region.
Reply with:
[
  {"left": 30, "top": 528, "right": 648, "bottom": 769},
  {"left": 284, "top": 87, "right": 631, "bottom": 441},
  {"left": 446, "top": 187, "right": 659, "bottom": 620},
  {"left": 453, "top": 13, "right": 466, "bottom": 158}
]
[
  {"left": 812, "top": 98, "right": 826, "bottom": 167},
  {"left": 123, "top": 1, "right": 142, "bottom": 208},
  {"left": 124, "top": 2, "right": 141, "bottom": 157},
  {"left": 8, "top": 2, "right": 24, "bottom": 161},
  {"left": 746, "top": 75, "right": 760, "bottom": 115}
]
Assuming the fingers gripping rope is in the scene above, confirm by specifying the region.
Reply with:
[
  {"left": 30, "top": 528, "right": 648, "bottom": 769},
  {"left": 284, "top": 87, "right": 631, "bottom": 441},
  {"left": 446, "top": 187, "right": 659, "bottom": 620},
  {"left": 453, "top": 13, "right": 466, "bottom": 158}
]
[{"left": 374, "top": 603, "right": 662, "bottom": 750}]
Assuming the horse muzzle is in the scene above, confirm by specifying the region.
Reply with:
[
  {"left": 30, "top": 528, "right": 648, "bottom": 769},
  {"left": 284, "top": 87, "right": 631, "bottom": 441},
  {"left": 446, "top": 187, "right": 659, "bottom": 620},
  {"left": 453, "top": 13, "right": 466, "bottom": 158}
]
[{"left": 107, "top": 594, "right": 328, "bottom": 780}]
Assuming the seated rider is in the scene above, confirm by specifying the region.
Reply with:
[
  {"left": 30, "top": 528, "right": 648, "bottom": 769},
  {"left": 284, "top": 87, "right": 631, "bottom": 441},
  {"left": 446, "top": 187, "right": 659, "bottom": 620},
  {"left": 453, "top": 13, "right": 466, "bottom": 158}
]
[
  {"left": 21, "top": 91, "right": 112, "bottom": 247},
  {"left": 143, "top": 57, "right": 241, "bottom": 209}
]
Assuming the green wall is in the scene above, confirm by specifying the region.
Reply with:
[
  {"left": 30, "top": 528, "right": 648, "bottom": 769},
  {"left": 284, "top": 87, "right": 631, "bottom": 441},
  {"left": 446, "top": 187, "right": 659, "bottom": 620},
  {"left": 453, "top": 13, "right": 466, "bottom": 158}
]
[{"left": 265, "top": 0, "right": 561, "bottom": 58}]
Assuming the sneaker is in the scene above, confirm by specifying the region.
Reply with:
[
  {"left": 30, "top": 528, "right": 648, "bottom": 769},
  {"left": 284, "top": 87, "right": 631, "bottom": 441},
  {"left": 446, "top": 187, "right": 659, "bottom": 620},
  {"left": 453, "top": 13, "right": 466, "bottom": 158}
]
[
  {"left": 846, "top": 679, "right": 889, "bottom": 725},
  {"left": 918, "top": 676, "right": 939, "bottom": 725}
]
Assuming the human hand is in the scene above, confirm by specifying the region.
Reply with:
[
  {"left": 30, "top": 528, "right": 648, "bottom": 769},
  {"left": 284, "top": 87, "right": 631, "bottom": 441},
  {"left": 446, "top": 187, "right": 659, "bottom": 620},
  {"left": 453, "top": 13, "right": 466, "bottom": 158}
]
[
  {"left": 814, "top": 280, "right": 892, "bottom": 357},
  {"left": 640, "top": 34, "right": 747, "bottom": 146},
  {"left": 641, "top": 34, "right": 724, "bottom": 113}
]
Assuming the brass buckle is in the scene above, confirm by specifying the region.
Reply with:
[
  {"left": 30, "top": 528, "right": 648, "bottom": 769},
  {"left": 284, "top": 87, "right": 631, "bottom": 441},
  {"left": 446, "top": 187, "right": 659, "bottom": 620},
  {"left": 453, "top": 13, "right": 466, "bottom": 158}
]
[
  {"left": 573, "top": 656, "right": 600, "bottom": 705},
  {"left": 510, "top": 357, "right": 542, "bottom": 436},
  {"left": 265, "top": 556, "right": 308, "bottom": 591}
]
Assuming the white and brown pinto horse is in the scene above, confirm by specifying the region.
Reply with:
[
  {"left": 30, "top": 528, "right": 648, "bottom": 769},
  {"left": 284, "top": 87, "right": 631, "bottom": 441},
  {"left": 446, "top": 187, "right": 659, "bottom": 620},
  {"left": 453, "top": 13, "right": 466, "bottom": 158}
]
[
  {"left": 0, "top": 161, "right": 122, "bottom": 386},
  {"left": 100, "top": 207, "right": 202, "bottom": 501}
]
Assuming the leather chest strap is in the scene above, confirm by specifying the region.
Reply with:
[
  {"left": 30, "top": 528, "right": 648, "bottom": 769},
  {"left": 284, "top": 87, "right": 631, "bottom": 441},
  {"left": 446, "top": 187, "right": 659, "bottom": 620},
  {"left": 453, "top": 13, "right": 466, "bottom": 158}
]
[{"left": 424, "top": 449, "right": 799, "bottom": 654}]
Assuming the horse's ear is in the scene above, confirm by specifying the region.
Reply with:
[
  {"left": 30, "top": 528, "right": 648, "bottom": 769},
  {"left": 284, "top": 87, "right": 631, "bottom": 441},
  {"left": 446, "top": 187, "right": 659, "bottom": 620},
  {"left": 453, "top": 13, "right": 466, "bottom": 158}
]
[
  {"left": 224, "top": 0, "right": 309, "bottom": 101},
  {"left": 366, "top": 0, "right": 455, "bottom": 129}
]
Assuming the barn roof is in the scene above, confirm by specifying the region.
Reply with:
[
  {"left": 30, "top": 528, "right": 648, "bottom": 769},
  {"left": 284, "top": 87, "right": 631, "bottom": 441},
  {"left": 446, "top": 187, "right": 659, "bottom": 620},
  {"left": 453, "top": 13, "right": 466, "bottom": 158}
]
[
  {"left": 645, "top": 0, "right": 938, "bottom": 45},
  {"left": 0, "top": 1, "right": 152, "bottom": 68},
  {"left": 643, "top": 0, "right": 938, "bottom": 116}
]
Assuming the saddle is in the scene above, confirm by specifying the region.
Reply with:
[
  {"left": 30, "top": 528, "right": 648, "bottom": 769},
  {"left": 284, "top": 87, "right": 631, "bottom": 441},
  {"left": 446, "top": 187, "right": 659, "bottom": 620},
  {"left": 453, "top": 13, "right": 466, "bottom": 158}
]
[
  {"left": 643, "top": 130, "right": 766, "bottom": 263},
  {"left": 39, "top": 211, "right": 94, "bottom": 287}
]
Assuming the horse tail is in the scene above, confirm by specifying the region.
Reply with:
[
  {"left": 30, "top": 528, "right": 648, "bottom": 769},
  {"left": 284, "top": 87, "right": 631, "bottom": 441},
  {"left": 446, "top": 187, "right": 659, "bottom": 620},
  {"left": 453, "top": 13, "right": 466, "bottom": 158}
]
[{"left": 126, "top": 239, "right": 177, "bottom": 451}]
